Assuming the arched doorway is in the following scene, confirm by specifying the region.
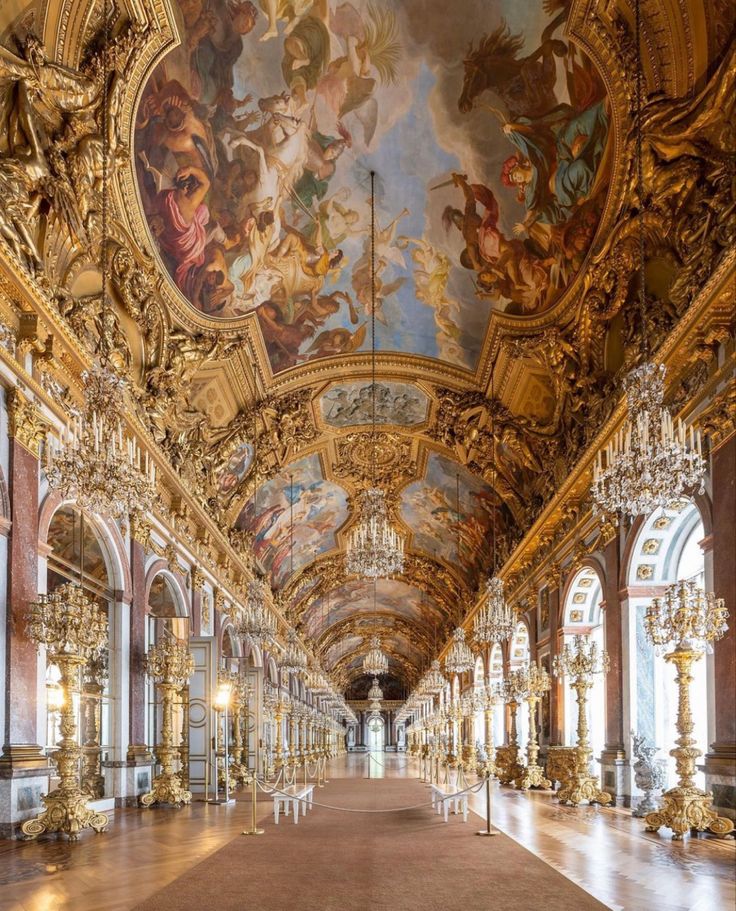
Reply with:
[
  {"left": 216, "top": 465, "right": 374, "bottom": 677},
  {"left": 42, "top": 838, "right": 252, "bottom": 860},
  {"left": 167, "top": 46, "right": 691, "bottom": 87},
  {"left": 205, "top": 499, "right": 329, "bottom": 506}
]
[
  {"left": 368, "top": 714, "right": 385, "bottom": 751},
  {"left": 626, "top": 500, "right": 709, "bottom": 791},
  {"left": 560, "top": 566, "right": 606, "bottom": 765}
]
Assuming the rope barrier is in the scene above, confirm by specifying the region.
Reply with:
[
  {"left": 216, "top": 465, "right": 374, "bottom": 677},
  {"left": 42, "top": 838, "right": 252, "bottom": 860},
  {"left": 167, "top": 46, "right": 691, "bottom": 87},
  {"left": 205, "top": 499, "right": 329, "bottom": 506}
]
[
  {"left": 255, "top": 776, "right": 486, "bottom": 814},
  {"left": 362, "top": 753, "right": 411, "bottom": 770}
]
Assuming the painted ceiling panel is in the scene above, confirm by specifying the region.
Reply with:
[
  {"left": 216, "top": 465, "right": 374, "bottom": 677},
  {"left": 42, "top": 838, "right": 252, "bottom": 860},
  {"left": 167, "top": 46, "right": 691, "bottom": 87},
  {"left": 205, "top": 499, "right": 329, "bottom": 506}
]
[
  {"left": 236, "top": 453, "right": 348, "bottom": 588},
  {"left": 400, "top": 452, "right": 495, "bottom": 587},
  {"left": 134, "top": 0, "right": 610, "bottom": 372},
  {"left": 302, "top": 578, "right": 445, "bottom": 641},
  {"left": 320, "top": 381, "right": 428, "bottom": 428}
]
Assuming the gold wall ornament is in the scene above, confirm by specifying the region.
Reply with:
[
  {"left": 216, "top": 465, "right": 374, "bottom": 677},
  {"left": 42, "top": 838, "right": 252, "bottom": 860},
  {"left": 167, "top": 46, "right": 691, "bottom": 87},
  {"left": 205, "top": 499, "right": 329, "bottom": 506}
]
[
  {"left": 7, "top": 387, "right": 47, "bottom": 455},
  {"left": 643, "top": 581, "right": 732, "bottom": 839},
  {"left": 333, "top": 431, "right": 415, "bottom": 489},
  {"left": 552, "top": 636, "right": 612, "bottom": 807},
  {"left": 140, "top": 633, "right": 195, "bottom": 808},
  {"left": 21, "top": 583, "right": 109, "bottom": 840},
  {"left": 696, "top": 381, "right": 736, "bottom": 449}
]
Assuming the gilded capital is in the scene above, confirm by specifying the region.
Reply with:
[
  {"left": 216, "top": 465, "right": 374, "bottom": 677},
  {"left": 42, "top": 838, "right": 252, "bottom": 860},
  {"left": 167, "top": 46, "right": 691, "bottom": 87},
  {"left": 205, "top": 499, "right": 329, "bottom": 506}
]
[{"left": 7, "top": 388, "right": 46, "bottom": 456}]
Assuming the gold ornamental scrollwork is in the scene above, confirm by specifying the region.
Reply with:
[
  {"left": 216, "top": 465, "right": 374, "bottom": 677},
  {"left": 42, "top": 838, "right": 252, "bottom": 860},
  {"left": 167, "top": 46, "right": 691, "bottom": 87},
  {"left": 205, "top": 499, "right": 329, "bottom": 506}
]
[
  {"left": 7, "top": 388, "right": 47, "bottom": 455},
  {"left": 333, "top": 431, "right": 415, "bottom": 491}
]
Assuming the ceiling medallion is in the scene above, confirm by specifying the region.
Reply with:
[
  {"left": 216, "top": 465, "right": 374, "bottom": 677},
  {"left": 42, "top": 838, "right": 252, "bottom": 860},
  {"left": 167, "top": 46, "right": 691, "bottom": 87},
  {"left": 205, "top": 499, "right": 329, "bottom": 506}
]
[
  {"left": 591, "top": 8, "right": 704, "bottom": 519},
  {"left": 333, "top": 431, "right": 415, "bottom": 488}
]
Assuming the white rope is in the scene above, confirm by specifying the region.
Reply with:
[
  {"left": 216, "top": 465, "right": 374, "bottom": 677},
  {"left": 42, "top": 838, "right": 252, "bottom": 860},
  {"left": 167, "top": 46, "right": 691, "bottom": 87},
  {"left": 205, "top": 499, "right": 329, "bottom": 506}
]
[{"left": 255, "top": 777, "right": 485, "bottom": 814}]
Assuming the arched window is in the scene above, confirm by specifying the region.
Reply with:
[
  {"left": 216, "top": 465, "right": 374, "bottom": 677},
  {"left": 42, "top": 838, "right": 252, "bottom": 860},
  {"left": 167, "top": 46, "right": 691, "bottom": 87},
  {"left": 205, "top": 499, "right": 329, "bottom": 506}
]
[
  {"left": 473, "top": 655, "right": 485, "bottom": 749},
  {"left": 46, "top": 506, "right": 115, "bottom": 798},
  {"left": 510, "top": 623, "right": 530, "bottom": 749},
  {"left": 560, "top": 567, "right": 606, "bottom": 764},
  {"left": 146, "top": 573, "right": 188, "bottom": 764},
  {"left": 489, "top": 644, "right": 505, "bottom": 746},
  {"left": 627, "top": 500, "right": 708, "bottom": 791}
]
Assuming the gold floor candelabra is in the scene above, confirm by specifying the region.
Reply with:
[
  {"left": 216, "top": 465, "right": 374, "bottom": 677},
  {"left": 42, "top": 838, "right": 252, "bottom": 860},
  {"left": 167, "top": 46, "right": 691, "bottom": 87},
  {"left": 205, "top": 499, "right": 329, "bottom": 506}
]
[
  {"left": 496, "top": 674, "right": 526, "bottom": 785},
  {"left": 643, "top": 580, "right": 733, "bottom": 839},
  {"left": 22, "top": 583, "right": 109, "bottom": 840},
  {"left": 514, "top": 663, "right": 552, "bottom": 790},
  {"left": 480, "top": 683, "right": 499, "bottom": 777},
  {"left": 553, "top": 635, "right": 611, "bottom": 807},
  {"left": 141, "top": 632, "right": 194, "bottom": 808}
]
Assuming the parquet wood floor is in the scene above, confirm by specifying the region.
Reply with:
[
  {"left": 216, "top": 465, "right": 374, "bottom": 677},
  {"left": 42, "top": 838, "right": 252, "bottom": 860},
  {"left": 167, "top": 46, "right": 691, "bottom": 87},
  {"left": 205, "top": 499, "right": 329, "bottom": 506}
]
[{"left": 0, "top": 755, "right": 732, "bottom": 911}]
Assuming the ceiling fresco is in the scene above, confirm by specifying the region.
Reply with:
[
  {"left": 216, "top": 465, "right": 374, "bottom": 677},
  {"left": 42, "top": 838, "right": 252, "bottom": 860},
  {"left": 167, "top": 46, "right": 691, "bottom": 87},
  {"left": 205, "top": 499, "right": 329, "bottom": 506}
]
[
  {"left": 320, "top": 380, "right": 428, "bottom": 428},
  {"left": 236, "top": 452, "right": 349, "bottom": 587},
  {"left": 133, "top": 0, "right": 611, "bottom": 373},
  {"left": 302, "top": 578, "right": 446, "bottom": 640},
  {"left": 400, "top": 452, "right": 496, "bottom": 588}
]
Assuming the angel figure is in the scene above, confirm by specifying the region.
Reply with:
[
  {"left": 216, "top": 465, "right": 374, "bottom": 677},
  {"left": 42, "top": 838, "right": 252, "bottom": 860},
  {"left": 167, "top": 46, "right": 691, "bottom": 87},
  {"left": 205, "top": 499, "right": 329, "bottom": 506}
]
[{"left": 315, "top": 2, "right": 401, "bottom": 146}]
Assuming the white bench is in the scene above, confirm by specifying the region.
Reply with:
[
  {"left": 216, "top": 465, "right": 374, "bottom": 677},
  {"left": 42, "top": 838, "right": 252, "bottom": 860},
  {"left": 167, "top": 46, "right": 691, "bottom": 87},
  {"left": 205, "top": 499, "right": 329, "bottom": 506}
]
[
  {"left": 430, "top": 784, "right": 468, "bottom": 823},
  {"left": 273, "top": 784, "right": 314, "bottom": 825}
]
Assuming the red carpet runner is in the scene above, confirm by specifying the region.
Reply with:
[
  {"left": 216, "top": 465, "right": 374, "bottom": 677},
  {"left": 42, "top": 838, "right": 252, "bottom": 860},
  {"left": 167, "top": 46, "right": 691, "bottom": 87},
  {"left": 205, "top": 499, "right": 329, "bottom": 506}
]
[{"left": 133, "top": 766, "right": 611, "bottom": 911}]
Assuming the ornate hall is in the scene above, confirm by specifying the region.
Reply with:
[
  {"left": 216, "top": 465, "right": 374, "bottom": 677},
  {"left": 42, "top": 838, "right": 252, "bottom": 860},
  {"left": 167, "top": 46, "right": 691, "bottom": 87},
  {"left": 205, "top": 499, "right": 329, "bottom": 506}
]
[{"left": 0, "top": 0, "right": 734, "bottom": 908}]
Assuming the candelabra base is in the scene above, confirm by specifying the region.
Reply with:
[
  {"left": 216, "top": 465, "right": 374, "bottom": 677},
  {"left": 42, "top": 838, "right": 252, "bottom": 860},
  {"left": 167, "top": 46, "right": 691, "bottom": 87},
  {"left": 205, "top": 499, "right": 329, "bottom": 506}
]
[
  {"left": 645, "top": 786, "right": 735, "bottom": 840},
  {"left": 515, "top": 763, "right": 552, "bottom": 791},
  {"left": 21, "top": 788, "right": 109, "bottom": 841},
  {"left": 140, "top": 772, "right": 192, "bottom": 808},
  {"left": 495, "top": 745, "right": 524, "bottom": 785},
  {"left": 557, "top": 773, "right": 611, "bottom": 807}
]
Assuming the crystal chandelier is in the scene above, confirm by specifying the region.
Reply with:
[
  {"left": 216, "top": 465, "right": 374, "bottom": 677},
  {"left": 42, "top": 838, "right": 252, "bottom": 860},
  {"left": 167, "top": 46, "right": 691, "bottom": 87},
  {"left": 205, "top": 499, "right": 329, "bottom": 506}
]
[
  {"left": 346, "top": 487, "right": 404, "bottom": 578},
  {"left": 421, "top": 658, "right": 447, "bottom": 694},
  {"left": 362, "top": 634, "right": 389, "bottom": 676},
  {"left": 235, "top": 578, "right": 276, "bottom": 649},
  {"left": 444, "top": 626, "right": 475, "bottom": 676},
  {"left": 645, "top": 579, "right": 728, "bottom": 654},
  {"left": 367, "top": 677, "right": 384, "bottom": 701},
  {"left": 474, "top": 576, "right": 515, "bottom": 644},
  {"left": 345, "top": 171, "right": 404, "bottom": 579},
  {"left": 45, "top": 364, "right": 156, "bottom": 519},
  {"left": 280, "top": 628, "right": 308, "bottom": 677},
  {"left": 590, "top": 9, "right": 704, "bottom": 520}
]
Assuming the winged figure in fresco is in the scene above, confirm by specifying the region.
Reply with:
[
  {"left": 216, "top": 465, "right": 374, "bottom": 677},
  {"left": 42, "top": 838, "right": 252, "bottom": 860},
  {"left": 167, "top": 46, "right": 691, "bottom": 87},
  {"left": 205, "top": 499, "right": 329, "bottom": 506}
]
[{"left": 313, "top": 2, "right": 402, "bottom": 147}]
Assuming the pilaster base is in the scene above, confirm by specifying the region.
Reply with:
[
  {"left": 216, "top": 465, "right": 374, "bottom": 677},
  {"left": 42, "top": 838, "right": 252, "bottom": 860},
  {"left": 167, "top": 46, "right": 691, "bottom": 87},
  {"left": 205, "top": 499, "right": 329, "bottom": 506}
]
[
  {"left": 103, "top": 758, "right": 155, "bottom": 807},
  {"left": 645, "top": 785, "right": 735, "bottom": 840},
  {"left": 705, "top": 745, "right": 736, "bottom": 822},
  {"left": 0, "top": 745, "right": 53, "bottom": 838},
  {"left": 599, "top": 747, "right": 628, "bottom": 806}
]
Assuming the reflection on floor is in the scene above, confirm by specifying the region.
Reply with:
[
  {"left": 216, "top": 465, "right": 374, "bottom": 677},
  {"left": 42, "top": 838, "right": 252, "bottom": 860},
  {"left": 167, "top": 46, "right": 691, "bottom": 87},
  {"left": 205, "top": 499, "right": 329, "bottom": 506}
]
[{"left": 0, "top": 755, "right": 733, "bottom": 911}]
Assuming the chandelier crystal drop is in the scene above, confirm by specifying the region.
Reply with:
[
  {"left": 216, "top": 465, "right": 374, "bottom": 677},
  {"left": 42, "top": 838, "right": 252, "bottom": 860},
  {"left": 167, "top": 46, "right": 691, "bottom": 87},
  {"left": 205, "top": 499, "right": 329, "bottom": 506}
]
[
  {"left": 645, "top": 579, "right": 728, "bottom": 655},
  {"left": 45, "top": 364, "right": 156, "bottom": 519},
  {"left": 235, "top": 578, "right": 276, "bottom": 649},
  {"left": 474, "top": 575, "right": 515, "bottom": 644},
  {"left": 444, "top": 626, "right": 475, "bottom": 676},
  {"left": 346, "top": 487, "right": 404, "bottom": 579},
  {"left": 592, "top": 363, "right": 705, "bottom": 518},
  {"left": 280, "top": 628, "right": 308, "bottom": 677},
  {"left": 362, "top": 634, "right": 389, "bottom": 677}
]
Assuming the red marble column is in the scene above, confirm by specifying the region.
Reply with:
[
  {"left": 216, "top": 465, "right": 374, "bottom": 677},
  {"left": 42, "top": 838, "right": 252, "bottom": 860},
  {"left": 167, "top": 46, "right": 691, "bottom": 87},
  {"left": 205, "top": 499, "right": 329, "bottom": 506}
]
[
  {"left": 600, "top": 536, "right": 627, "bottom": 801},
  {"left": 127, "top": 539, "right": 150, "bottom": 759},
  {"left": 705, "top": 432, "right": 736, "bottom": 815},
  {"left": 548, "top": 586, "right": 564, "bottom": 745},
  {"left": 0, "top": 420, "right": 44, "bottom": 768}
]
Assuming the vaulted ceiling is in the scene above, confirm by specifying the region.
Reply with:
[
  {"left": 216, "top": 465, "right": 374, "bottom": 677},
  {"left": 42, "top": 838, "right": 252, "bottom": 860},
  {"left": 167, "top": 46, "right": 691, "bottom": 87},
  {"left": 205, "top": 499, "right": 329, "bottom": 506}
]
[{"left": 1, "top": 0, "right": 732, "bottom": 691}]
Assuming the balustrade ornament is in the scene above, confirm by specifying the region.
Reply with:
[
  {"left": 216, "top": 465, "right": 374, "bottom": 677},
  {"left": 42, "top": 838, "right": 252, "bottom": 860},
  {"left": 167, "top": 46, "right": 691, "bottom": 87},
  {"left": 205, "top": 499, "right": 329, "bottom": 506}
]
[
  {"left": 552, "top": 636, "right": 612, "bottom": 807},
  {"left": 22, "top": 583, "right": 109, "bottom": 840},
  {"left": 643, "top": 582, "right": 732, "bottom": 838},
  {"left": 140, "top": 633, "right": 195, "bottom": 808}
]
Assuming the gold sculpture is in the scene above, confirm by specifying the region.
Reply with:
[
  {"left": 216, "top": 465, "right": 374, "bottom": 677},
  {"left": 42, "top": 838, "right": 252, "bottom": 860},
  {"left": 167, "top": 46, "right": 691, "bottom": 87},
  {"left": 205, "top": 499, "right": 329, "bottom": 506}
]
[
  {"left": 643, "top": 581, "right": 733, "bottom": 839},
  {"left": 552, "top": 636, "right": 612, "bottom": 807},
  {"left": 495, "top": 674, "right": 526, "bottom": 785},
  {"left": 140, "top": 633, "right": 194, "bottom": 808},
  {"left": 22, "top": 583, "right": 109, "bottom": 840},
  {"left": 514, "top": 664, "right": 552, "bottom": 791}
]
